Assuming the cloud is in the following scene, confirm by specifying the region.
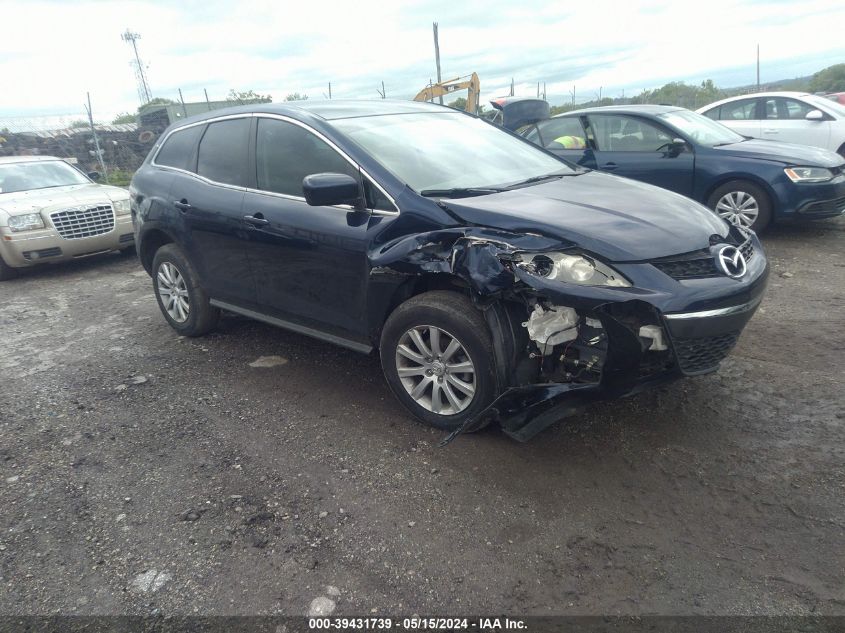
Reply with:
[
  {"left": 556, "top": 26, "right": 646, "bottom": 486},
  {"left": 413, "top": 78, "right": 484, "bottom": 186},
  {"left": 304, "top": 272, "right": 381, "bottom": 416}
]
[{"left": 0, "top": 0, "right": 842, "bottom": 122}]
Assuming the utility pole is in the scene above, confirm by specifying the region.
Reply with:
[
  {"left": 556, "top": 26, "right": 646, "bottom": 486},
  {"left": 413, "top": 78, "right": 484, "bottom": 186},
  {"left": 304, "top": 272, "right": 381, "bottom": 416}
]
[
  {"left": 328, "top": 82, "right": 332, "bottom": 99},
  {"left": 570, "top": 85, "right": 576, "bottom": 105},
  {"left": 756, "top": 44, "right": 760, "bottom": 91},
  {"left": 510, "top": 78, "right": 514, "bottom": 97},
  {"left": 178, "top": 88, "right": 188, "bottom": 116},
  {"left": 204, "top": 88, "right": 211, "bottom": 110},
  {"left": 83, "top": 92, "right": 108, "bottom": 183},
  {"left": 121, "top": 29, "right": 152, "bottom": 105},
  {"left": 432, "top": 22, "right": 443, "bottom": 104}
]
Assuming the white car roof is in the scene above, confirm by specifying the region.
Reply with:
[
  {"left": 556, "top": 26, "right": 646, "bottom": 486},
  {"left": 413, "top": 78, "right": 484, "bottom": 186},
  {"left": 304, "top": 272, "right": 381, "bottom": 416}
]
[{"left": 697, "top": 91, "right": 823, "bottom": 112}]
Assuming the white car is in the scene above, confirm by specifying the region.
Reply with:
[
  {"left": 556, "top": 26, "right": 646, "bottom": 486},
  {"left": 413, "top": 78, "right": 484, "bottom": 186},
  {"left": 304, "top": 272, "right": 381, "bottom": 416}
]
[
  {"left": 697, "top": 92, "right": 845, "bottom": 157},
  {"left": 0, "top": 156, "right": 134, "bottom": 280}
]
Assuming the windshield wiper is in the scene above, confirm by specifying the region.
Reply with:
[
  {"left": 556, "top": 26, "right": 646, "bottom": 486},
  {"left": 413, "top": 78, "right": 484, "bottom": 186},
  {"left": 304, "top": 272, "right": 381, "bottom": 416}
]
[
  {"left": 505, "top": 171, "right": 575, "bottom": 189},
  {"left": 419, "top": 187, "right": 507, "bottom": 198}
]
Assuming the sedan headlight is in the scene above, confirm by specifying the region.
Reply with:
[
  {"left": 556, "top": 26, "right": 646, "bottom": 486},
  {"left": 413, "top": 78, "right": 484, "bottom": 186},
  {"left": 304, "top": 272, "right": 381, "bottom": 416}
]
[
  {"left": 784, "top": 167, "right": 833, "bottom": 183},
  {"left": 8, "top": 213, "right": 45, "bottom": 232},
  {"left": 520, "top": 252, "right": 631, "bottom": 287},
  {"left": 112, "top": 199, "right": 131, "bottom": 215}
]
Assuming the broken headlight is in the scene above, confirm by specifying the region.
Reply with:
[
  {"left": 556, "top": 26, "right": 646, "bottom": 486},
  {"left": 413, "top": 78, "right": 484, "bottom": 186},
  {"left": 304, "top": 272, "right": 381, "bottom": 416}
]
[{"left": 521, "top": 252, "right": 631, "bottom": 287}]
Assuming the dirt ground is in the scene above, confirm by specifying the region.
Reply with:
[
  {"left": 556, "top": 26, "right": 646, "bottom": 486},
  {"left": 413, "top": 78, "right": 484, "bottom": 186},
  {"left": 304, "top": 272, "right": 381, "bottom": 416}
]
[{"left": 1, "top": 218, "right": 843, "bottom": 617}]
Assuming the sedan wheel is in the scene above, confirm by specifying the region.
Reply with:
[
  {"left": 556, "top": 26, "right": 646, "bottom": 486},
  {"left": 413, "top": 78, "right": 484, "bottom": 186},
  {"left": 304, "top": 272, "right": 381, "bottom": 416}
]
[
  {"left": 157, "top": 261, "right": 190, "bottom": 323},
  {"left": 715, "top": 191, "right": 759, "bottom": 228},
  {"left": 380, "top": 290, "right": 497, "bottom": 431},
  {"left": 395, "top": 325, "right": 476, "bottom": 415}
]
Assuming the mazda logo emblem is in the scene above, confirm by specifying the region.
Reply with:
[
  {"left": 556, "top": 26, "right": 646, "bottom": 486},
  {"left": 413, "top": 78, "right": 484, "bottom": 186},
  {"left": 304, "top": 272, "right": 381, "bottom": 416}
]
[{"left": 716, "top": 246, "right": 747, "bottom": 278}]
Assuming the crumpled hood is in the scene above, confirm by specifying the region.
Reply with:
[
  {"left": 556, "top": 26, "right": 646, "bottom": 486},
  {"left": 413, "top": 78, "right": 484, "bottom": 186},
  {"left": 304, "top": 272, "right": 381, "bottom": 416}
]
[
  {"left": 0, "top": 184, "right": 128, "bottom": 217},
  {"left": 714, "top": 138, "right": 845, "bottom": 168},
  {"left": 440, "top": 171, "right": 728, "bottom": 261}
]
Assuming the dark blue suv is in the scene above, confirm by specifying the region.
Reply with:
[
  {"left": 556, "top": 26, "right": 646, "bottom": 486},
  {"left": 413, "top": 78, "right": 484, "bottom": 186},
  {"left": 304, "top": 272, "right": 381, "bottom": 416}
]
[
  {"left": 131, "top": 100, "right": 768, "bottom": 441},
  {"left": 520, "top": 105, "right": 845, "bottom": 232}
]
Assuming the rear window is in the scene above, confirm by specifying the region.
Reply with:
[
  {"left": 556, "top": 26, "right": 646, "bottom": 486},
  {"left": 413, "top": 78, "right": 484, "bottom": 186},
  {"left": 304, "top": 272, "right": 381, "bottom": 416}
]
[
  {"left": 197, "top": 118, "right": 251, "bottom": 187},
  {"left": 154, "top": 125, "right": 205, "bottom": 171}
]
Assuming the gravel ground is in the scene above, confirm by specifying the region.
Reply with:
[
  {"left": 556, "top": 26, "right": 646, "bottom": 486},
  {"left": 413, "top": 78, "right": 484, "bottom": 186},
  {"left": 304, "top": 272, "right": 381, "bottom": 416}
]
[{"left": 1, "top": 218, "right": 843, "bottom": 617}]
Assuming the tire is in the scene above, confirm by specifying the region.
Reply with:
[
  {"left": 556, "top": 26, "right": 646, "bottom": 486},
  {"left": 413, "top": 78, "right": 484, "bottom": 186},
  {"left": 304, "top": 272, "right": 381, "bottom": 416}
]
[
  {"left": 0, "top": 253, "right": 18, "bottom": 281},
  {"left": 379, "top": 290, "right": 497, "bottom": 431},
  {"left": 707, "top": 180, "right": 772, "bottom": 233},
  {"left": 151, "top": 244, "right": 219, "bottom": 337}
]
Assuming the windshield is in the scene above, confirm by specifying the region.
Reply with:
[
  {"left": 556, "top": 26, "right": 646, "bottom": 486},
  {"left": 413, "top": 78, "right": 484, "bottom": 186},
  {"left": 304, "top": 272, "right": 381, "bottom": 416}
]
[
  {"left": 333, "top": 112, "right": 574, "bottom": 193},
  {"left": 657, "top": 110, "right": 745, "bottom": 146},
  {"left": 0, "top": 160, "right": 90, "bottom": 194},
  {"left": 806, "top": 94, "right": 845, "bottom": 116}
]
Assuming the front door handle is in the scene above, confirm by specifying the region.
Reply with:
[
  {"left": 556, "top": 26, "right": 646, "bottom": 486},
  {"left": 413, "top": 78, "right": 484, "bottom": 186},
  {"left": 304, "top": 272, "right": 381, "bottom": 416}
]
[
  {"left": 763, "top": 128, "right": 778, "bottom": 134},
  {"left": 602, "top": 162, "right": 618, "bottom": 171},
  {"left": 243, "top": 214, "right": 269, "bottom": 227},
  {"left": 174, "top": 199, "right": 192, "bottom": 211}
]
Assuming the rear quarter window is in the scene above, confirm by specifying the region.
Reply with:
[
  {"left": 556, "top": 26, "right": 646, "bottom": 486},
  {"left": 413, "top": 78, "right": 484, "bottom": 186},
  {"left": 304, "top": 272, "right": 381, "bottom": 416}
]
[{"left": 154, "top": 125, "right": 205, "bottom": 171}]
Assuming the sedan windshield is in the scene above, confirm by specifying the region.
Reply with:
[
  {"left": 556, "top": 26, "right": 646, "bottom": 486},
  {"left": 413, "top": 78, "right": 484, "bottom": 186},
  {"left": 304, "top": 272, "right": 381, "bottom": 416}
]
[
  {"left": 333, "top": 112, "right": 574, "bottom": 194},
  {"left": 657, "top": 110, "right": 745, "bottom": 147},
  {"left": 0, "top": 160, "right": 89, "bottom": 194}
]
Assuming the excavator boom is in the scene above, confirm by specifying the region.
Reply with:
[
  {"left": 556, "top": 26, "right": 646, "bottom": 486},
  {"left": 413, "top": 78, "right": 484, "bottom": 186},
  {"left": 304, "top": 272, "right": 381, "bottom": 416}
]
[{"left": 413, "top": 73, "right": 480, "bottom": 114}]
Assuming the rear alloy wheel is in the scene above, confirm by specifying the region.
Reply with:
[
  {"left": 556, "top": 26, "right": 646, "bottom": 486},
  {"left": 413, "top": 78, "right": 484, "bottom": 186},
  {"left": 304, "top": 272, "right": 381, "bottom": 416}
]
[
  {"left": 151, "top": 244, "right": 219, "bottom": 337},
  {"left": 380, "top": 291, "right": 497, "bottom": 431},
  {"left": 707, "top": 180, "right": 772, "bottom": 233}
]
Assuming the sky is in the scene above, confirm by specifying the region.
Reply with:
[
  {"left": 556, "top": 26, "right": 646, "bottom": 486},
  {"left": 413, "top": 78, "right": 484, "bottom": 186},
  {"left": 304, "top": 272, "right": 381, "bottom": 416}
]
[{"left": 1, "top": 0, "right": 843, "bottom": 125}]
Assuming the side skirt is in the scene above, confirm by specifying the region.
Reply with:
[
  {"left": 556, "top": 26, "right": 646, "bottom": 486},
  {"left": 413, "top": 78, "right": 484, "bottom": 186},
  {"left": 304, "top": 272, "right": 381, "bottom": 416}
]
[{"left": 209, "top": 299, "right": 374, "bottom": 355}]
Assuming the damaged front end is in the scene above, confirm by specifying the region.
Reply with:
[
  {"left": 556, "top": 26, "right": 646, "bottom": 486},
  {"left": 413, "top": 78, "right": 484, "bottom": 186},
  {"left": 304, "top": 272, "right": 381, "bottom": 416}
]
[{"left": 371, "top": 222, "right": 767, "bottom": 444}]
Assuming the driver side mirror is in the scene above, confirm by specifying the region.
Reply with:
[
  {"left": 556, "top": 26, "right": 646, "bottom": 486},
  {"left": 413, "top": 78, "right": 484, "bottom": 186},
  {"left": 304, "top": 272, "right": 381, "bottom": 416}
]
[
  {"left": 87, "top": 171, "right": 101, "bottom": 181},
  {"left": 805, "top": 109, "right": 824, "bottom": 121},
  {"left": 667, "top": 138, "right": 687, "bottom": 156},
  {"left": 302, "top": 173, "right": 365, "bottom": 210}
]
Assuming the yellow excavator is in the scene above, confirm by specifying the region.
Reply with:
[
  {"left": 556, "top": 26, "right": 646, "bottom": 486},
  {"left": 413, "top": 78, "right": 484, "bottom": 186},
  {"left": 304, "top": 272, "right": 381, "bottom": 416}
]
[{"left": 413, "top": 73, "right": 480, "bottom": 114}]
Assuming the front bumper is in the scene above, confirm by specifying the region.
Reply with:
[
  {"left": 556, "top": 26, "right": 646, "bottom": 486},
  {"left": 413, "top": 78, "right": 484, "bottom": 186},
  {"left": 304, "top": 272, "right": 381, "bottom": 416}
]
[
  {"left": 780, "top": 175, "right": 845, "bottom": 220},
  {"left": 0, "top": 215, "right": 134, "bottom": 268},
  {"left": 443, "top": 235, "right": 769, "bottom": 444}
]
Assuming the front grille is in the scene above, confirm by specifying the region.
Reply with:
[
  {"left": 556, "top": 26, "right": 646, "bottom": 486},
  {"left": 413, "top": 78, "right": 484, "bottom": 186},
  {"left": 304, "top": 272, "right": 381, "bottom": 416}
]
[
  {"left": 654, "top": 237, "right": 755, "bottom": 281},
  {"left": 673, "top": 332, "right": 739, "bottom": 374},
  {"left": 653, "top": 257, "right": 717, "bottom": 279},
  {"left": 799, "top": 195, "right": 845, "bottom": 216},
  {"left": 23, "top": 247, "right": 62, "bottom": 260},
  {"left": 50, "top": 205, "right": 114, "bottom": 239}
]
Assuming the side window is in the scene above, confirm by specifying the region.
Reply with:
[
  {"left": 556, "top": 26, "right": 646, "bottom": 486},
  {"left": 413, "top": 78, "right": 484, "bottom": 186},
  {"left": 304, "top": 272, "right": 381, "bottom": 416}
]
[
  {"left": 702, "top": 106, "right": 720, "bottom": 120},
  {"left": 256, "top": 118, "right": 358, "bottom": 198},
  {"left": 587, "top": 115, "right": 672, "bottom": 151},
  {"left": 154, "top": 125, "right": 205, "bottom": 171},
  {"left": 720, "top": 99, "right": 759, "bottom": 120},
  {"left": 536, "top": 118, "right": 587, "bottom": 149},
  {"left": 197, "top": 118, "right": 251, "bottom": 186},
  {"left": 781, "top": 98, "right": 815, "bottom": 120},
  {"left": 762, "top": 98, "right": 779, "bottom": 120},
  {"left": 517, "top": 125, "right": 540, "bottom": 144}
]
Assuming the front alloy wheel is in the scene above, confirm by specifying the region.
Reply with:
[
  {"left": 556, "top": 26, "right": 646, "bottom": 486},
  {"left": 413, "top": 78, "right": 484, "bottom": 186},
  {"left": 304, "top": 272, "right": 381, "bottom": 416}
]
[
  {"left": 380, "top": 290, "right": 497, "bottom": 431},
  {"left": 715, "top": 191, "right": 759, "bottom": 228},
  {"left": 395, "top": 325, "right": 477, "bottom": 415}
]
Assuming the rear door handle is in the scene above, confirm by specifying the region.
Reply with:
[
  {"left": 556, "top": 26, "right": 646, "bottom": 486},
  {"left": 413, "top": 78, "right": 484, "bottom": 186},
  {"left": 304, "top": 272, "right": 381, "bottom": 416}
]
[
  {"left": 243, "top": 214, "right": 269, "bottom": 227},
  {"left": 763, "top": 128, "right": 778, "bottom": 134},
  {"left": 174, "top": 199, "right": 192, "bottom": 211},
  {"left": 602, "top": 162, "right": 618, "bottom": 171}
]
